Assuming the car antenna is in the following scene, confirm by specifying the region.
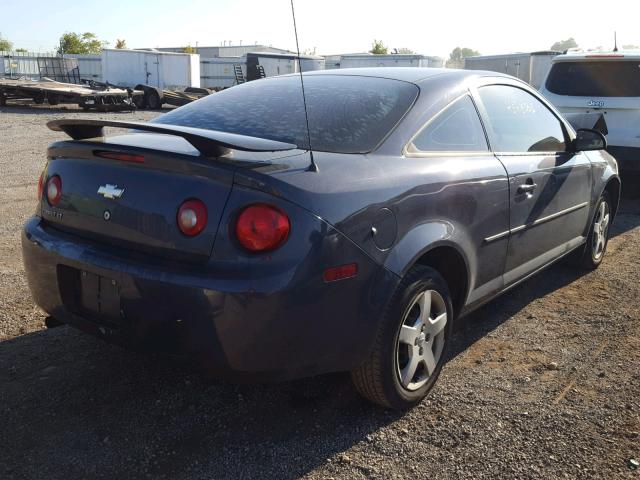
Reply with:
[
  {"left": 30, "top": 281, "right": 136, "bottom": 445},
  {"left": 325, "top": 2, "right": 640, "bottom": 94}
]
[
  {"left": 613, "top": 31, "right": 618, "bottom": 52},
  {"left": 290, "top": 0, "right": 319, "bottom": 172}
]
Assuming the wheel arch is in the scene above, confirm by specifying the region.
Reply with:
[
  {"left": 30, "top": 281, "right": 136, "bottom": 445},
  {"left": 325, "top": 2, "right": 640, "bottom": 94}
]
[
  {"left": 602, "top": 175, "right": 621, "bottom": 219},
  {"left": 412, "top": 244, "right": 470, "bottom": 319},
  {"left": 384, "top": 227, "right": 471, "bottom": 320}
]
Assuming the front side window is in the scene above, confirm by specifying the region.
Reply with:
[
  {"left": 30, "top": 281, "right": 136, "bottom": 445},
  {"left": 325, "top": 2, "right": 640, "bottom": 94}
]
[
  {"left": 479, "top": 85, "right": 567, "bottom": 153},
  {"left": 408, "top": 96, "right": 488, "bottom": 153}
]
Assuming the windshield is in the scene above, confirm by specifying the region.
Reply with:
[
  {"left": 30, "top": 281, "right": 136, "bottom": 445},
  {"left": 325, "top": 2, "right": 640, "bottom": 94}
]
[
  {"left": 153, "top": 75, "right": 419, "bottom": 154},
  {"left": 545, "top": 60, "right": 640, "bottom": 97}
]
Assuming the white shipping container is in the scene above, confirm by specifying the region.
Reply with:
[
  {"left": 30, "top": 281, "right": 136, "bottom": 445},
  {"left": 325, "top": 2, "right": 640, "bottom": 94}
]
[
  {"left": 324, "top": 55, "right": 342, "bottom": 70},
  {"left": 339, "top": 54, "right": 443, "bottom": 69},
  {"left": 256, "top": 56, "right": 297, "bottom": 77},
  {"left": 245, "top": 52, "right": 325, "bottom": 81},
  {"left": 101, "top": 49, "right": 200, "bottom": 90},
  {"left": 200, "top": 57, "right": 246, "bottom": 89},
  {"left": 529, "top": 53, "right": 558, "bottom": 90},
  {"left": 464, "top": 51, "right": 559, "bottom": 89},
  {"left": 65, "top": 54, "right": 101, "bottom": 81}
]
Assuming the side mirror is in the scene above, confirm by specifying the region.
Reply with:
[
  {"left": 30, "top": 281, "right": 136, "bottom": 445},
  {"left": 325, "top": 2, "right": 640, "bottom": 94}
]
[{"left": 572, "top": 128, "right": 607, "bottom": 152}]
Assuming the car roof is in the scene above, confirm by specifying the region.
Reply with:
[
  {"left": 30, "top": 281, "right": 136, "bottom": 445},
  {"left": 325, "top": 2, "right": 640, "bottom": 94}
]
[{"left": 302, "top": 67, "right": 513, "bottom": 84}]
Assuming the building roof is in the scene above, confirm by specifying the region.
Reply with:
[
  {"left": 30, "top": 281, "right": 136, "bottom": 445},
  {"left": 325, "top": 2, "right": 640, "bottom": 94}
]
[{"left": 245, "top": 52, "right": 324, "bottom": 60}]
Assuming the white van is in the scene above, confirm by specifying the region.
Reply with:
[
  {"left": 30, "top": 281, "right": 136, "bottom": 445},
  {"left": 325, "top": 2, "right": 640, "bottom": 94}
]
[{"left": 540, "top": 52, "right": 640, "bottom": 172}]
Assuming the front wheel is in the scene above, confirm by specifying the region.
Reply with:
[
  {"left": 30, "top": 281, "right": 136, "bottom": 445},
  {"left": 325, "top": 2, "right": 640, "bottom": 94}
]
[
  {"left": 578, "top": 192, "right": 612, "bottom": 270},
  {"left": 351, "top": 265, "right": 453, "bottom": 409}
]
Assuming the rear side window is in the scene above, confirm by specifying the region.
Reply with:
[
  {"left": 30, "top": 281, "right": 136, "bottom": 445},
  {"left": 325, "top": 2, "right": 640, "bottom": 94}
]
[
  {"left": 153, "top": 75, "right": 419, "bottom": 154},
  {"left": 479, "top": 85, "right": 566, "bottom": 153},
  {"left": 409, "top": 96, "right": 488, "bottom": 153},
  {"left": 546, "top": 60, "right": 640, "bottom": 97}
]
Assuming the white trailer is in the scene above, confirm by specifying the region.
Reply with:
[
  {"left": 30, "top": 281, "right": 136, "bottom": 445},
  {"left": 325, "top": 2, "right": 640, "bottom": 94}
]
[
  {"left": 464, "top": 51, "right": 560, "bottom": 89},
  {"left": 101, "top": 49, "right": 200, "bottom": 90},
  {"left": 338, "top": 54, "right": 444, "bottom": 69}
]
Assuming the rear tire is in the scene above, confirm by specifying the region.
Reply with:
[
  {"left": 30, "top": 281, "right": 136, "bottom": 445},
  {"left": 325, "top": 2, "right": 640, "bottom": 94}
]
[
  {"left": 351, "top": 265, "right": 453, "bottom": 409},
  {"left": 576, "top": 192, "right": 612, "bottom": 270},
  {"left": 44, "top": 316, "right": 64, "bottom": 328},
  {"left": 145, "top": 90, "right": 161, "bottom": 109},
  {"left": 132, "top": 93, "right": 146, "bottom": 109}
]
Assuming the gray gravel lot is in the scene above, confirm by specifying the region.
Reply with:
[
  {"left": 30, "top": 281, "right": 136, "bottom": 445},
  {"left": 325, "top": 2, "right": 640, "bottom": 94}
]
[{"left": 1, "top": 104, "right": 639, "bottom": 479}]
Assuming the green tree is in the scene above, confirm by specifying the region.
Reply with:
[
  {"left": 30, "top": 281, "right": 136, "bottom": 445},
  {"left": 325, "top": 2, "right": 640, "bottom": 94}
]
[
  {"left": 15, "top": 48, "right": 28, "bottom": 53},
  {"left": 115, "top": 39, "right": 127, "bottom": 49},
  {"left": 370, "top": 39, "right": 388, "bottom": 55},
  {"left": 550, "top": 37, "right": 578, "bottom": 52},
  {"left": 0, "top": 33, "right": 13, "bottom": 51},
  {"left": 183, "top": 44, "right": 196, "bottom": 53},
  {"left": 446, "top": 47, "right": 480, "bottom": 68},
  {"left": 57, "top": 32, "right": 108, "bottom": 54},
  {"left": 395, "top": 47, "right": 415, "bottom": 54}
]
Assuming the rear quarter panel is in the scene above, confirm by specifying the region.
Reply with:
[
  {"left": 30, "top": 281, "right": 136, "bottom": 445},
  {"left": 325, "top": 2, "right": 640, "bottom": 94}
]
[{"left": 235, "top": 73, "right": 513, "bottom": 312}]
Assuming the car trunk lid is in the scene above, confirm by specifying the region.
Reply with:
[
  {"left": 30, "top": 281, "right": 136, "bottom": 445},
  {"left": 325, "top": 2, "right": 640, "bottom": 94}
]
[{"left": 41, "top": 123, "right": 300, "bottom": 262}]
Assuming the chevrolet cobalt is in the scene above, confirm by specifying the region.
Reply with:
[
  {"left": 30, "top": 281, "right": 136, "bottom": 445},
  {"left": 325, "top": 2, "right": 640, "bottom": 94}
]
[{"left": 22, "top": 69, "right": 620, "bottom": 408}]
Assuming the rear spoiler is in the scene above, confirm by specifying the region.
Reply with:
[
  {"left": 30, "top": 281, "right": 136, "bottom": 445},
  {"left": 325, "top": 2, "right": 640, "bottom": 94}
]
[
  {"left": 47, "top": 119, "right": 298, "bottom": 157},
  {"left": 564, "top": 112, "right": 609, "bottom": 136}
]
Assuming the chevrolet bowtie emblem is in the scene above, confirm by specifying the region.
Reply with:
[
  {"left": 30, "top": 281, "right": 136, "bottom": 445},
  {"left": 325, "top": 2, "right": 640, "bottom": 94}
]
[{"left": 97, "top": 184, "right": 125, "bottom": 200}]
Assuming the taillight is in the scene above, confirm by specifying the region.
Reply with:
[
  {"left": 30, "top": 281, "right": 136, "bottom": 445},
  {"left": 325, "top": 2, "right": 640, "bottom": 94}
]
[
  {"left": 177, "top": 199, "right": 207, "bottom": 236},
  {"left": 95, "top": 151, "right": 145, "bottom": 163},
  {"left": 236, "top": 204, "right": 290, "bottom": 252},
  {"left": 37, "top": 171, "right": 44, "bottom": 199},
  {"left": 46, "top": 175, "right": 62, "bottom": 206}
]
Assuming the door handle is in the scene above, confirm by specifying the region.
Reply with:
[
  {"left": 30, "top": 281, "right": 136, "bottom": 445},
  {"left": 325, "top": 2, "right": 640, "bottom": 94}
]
[{"left": 517, "top": 183, "right": 537, "bottom": 194}]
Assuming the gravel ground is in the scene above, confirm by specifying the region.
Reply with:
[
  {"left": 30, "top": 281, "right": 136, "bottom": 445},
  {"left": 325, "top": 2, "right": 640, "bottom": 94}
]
[{"left": 1, "top": 104, "right": 639, "bottom": 479}]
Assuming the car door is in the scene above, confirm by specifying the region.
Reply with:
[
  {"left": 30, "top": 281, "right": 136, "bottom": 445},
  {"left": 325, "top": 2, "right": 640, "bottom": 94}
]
[
  {"left": 404, "top": 94, "right": 510, "bottom": 305},
  {"left": 474, "top": 83, "right": 592, "bottom": 284}
]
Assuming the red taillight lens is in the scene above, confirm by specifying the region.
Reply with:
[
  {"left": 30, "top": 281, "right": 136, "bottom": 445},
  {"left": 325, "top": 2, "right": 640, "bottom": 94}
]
[
  {"left": 177, "top": 199, "right": 207, "bottom": 236},
  {"left": 95, "top": 151, "right": 145, "bottom": 163},
  {"left": 236, "top": 204, "right": 290, "bottom": 252},
  {"left": 37, "top": 171, "right": 44, "bottom": 199},
  {"left": 46, "top": 175, "right": 62, "bottom": 206}
]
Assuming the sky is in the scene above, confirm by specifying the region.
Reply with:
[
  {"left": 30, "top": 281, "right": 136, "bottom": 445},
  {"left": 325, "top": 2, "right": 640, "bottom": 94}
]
[{"left": 1, "top": 0, "right": 638, "bottom": 57}]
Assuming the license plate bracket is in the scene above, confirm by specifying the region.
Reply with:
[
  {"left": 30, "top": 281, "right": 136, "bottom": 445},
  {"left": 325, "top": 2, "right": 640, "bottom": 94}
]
[{"left": 80, "top": 270, "right": 121, "bottom": 321}]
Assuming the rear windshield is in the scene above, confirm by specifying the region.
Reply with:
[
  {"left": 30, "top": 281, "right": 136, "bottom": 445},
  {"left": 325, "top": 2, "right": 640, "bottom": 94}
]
[
  {"left": 153, "top": 75, "right": 418, "bottom": 153},
  {"left": 545, "top": 60, "right": 640, "bottom": 97}
]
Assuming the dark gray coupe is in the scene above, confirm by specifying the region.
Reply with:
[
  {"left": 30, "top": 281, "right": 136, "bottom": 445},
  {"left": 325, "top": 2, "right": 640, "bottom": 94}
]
[{"left": 22, "top": 68, "right": 620, "bottom": 408}]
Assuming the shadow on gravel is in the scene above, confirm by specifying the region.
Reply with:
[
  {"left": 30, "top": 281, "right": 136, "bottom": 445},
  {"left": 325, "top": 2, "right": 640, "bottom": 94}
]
[
  {"left": 448, "top": 262, "right": 581, "bottom": 359},
  {"left": 1, "top": 192, "right": 638, "bottom": 480},
  {"left": 451, "top": 190, "right": 638, "bottom": 356},
  {"left": 609, "top": 174, "right": 640, "bottom": 238},
  {"left": 0, "top": 327, "right": 400, "bottom": 479}
]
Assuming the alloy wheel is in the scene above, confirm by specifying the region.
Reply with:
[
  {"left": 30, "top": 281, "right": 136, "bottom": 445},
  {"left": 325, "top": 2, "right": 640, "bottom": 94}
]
[
  {"left": 396, "top": 289, "right": 448, "bottom": 391},
  {"left": 592, "top": 200, "right": 610, "bottom": 261}
]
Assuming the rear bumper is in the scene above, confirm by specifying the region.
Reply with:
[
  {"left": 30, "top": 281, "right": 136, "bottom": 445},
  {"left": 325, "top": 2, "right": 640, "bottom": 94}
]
[
  {"left": 607, "top": 146, "right": 640, "bottom": 172},
  {"left": 22, "top": 216, "right": 398, "bottom": 381}
]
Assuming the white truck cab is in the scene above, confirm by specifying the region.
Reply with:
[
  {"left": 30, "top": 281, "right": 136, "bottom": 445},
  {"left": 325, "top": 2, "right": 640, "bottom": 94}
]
[{"left": 540, "top": 51, "right": 640, "bottom": 172}]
